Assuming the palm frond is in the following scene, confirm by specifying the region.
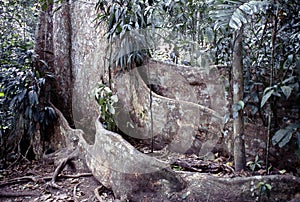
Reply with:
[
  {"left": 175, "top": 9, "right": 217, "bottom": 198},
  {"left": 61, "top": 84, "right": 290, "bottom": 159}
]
[{"left": 210, "top": 0, "right": 270, "bottom": 30}]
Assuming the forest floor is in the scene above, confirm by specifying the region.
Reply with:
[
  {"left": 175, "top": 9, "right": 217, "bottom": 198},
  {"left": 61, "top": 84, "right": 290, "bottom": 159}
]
[
  {"left": 0, "top": 158, "right": 115, "bottom": 202},
  {"left": 1, "top": 153, "right": 297, "bottom": 202}
]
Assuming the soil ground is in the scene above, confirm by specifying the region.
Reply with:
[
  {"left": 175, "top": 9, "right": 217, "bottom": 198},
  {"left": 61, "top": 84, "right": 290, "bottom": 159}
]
[
  {"left": 0, "top": 159, "right": 114, "bottom": 202},
  {"left": 0, "top": 152, "right": 298, "bottom": 202}
]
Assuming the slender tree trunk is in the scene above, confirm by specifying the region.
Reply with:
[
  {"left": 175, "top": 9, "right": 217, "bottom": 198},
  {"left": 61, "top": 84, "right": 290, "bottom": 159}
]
[{"left": 232, "top": 27, "right": 246, "bottom": 171}]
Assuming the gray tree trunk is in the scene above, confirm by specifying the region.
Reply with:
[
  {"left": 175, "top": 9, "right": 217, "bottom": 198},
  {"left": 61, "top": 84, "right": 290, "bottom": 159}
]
[{"left": 232, "top": 27, "right": 246, "bottom": 171}]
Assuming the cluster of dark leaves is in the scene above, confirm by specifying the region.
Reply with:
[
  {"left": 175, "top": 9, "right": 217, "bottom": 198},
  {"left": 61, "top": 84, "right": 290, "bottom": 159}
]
[
  {"left": 0, "top": 0, "right": 56, "bottom": 168},
  {"left": 95, "top": 0, "right": 216, "bottom": 70},
  {"left": 210, "top": 0, "right": 300, "bottom": 152},
  {"left": 242, "top": 0, "right": 300, "bottom": 150}
]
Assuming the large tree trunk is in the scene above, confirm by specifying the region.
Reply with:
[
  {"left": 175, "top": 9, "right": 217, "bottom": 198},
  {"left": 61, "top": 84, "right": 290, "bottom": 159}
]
[
  {"left": 35, "top": 2, "right": 74, "bottom": 128},
  {"left": 232, "top": 27, "right": 246, "bottom": 171},
  {"left": 35, "top": 0, "right": 106, "bottom": 146},
  {"left": 52, "top": 1, "right": 74, "bottom": 128}
]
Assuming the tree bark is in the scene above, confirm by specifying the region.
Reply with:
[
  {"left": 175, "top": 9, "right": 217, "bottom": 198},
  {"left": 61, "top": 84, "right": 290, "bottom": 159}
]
[
  {"left": 52, "top": 1, "right": 74, "bottom": 128},
  {"left": 35, "top": 1, "right": 74, "bottom": 128},
  {"left": 232, "top": 27, "right": 246, "bottom": 171}
]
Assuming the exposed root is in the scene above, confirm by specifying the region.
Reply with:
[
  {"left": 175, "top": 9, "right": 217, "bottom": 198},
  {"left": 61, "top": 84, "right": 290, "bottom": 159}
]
[
  {"left": 94, "top": 185, "right": 105, "bottom": 202},
  {"left": 62, "top": 173, "right": 92, "bottom": 178},
  {"left": 0, "top": 173, "right": 92, "bottom": 188},
  {"left": 0, "top": 191, "right": 39, "bottom": 198},
  {"left": 73, "top": 182, "right": 81, "bottom": 202},
  {"left": 0, "top": 176, "right": 37, "bottom": 187},
  {"left": 51, "top": 148, "right": 79, "bottom": 183},
  {"left": 47, "top": 181, "right": 62, "bottom": 189}
]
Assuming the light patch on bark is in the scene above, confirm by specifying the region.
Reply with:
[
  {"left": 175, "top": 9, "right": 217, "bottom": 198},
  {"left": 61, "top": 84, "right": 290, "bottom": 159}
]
[{"left": 233, "top": 83, "right": 239, "bottom": 95}]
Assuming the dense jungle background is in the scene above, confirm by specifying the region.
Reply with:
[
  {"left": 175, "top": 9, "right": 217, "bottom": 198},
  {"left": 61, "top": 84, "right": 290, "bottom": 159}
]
[{"left": 0, "top": 0, "right": 299, "bottom": 201}]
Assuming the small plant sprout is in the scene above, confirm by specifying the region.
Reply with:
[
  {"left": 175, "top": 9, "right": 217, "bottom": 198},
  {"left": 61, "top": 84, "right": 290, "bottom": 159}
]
[
  {"left": 257, "top": 181, "right": 272, "bottom": 201},
  {"left": 247, "top": 155, "right": 263, "bottom": 172}
]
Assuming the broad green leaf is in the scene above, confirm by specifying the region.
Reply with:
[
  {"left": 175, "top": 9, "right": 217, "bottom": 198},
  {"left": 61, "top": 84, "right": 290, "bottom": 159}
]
[
  {"left": 286, "top": 123, "right": 300, "bottom": 130},
  {"left": 280, "top": 86, "right": 292, "bottom": 99},
  {"left": 235, "top": 9, "right": 247, "bottom": 23},
  {"left": 251, "top": 105, "right": 258, "bottom": 115},
  {"left": 42, "top": 3, "right": 48, "bottom": 11},
  {"left": 261, "top": 89, "right": 274, "bottom": 107},
  {"left": 99, "top": 97, "right": 105, "bottom": 105},
  {"left": 296, "top": 132, "right": 300, "bottom": 148},
  {"left": 281, "top": 76, "right": 295, "bottom": 85},
  {"left": 111, "top": 94, "right": 118, "bottom": 102},
  {"left": 265, "top": 183, "right": 272, "bottom": 190},
  {"left": 28, "top": 90, "right": 38, "bottom": 105},
  {"left": 104, "top": 86, "right": 112, "bottom": 93},
  {"left": 229, "top": 16, "right": 242, "bottom": 30},
  {"left": 278, "top": 130, "right": 293, "bottom": 148},
  {"left": 263, "top": 86, "right": 273, "bottom": 94},
  {"left": 256, "top": 182, "right": 264, "bottom": 188},
  {"left": 18, "top": 89, "right": 26, "bottom": 102},
  {"left": 0, "top": 92, "right": 4, "bottom": 97},
  {"left": 239, "top": 3, "right": 253, "bottom": 15},
  {"left": 238, "top": 100, "right": 245, "bottom": 109},
  {"left": 272, "top": 129, "right": 289, "bottom": 146},
  {"left": 108, "top": 104, "right": 115, "bottom": 115}
]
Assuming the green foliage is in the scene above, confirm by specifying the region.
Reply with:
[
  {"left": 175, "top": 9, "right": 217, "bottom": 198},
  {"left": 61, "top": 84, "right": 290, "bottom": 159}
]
[
  {"left": 272, "top": 123, "right": 300, "bottom": 148},
  {"left": 209, "top": 0, "right": 270, "bottom": 66},
  {"left": 96, "top": 0, "right": 212, "bottom": 40},
  {"left": 243, "top": 1, "right": 299, "bottom": 110},
  {"left": 171, "top": 164, "right": 184, "bottom": 171},
  {"left": 95, "top": 0, "right": 151, "bottom": 39},
  {"left": 261, "top": 77, "right": 298, "bottom": 108},
  {"left": 0, "top": 53, "right": 56, "bottom": 164},
  {"left": 0, "top": 0, "right": 56, "bottom": 166},
  {"left": 95, "top": 0, "right": 155, "bottom": 71},
  {"left": 95, "top": 0, "right": 215, "bottom": 69},
  {"left": 257, "top": 181, "right": 272, "bottom": 200},
  {"left": 38, "top": 0, "right": 64, "bottom": 11},
  {"left": 92, "top": 83, "right": 118, "bottom": 131},
  {"left": 247, "top": 155, "right": 263, "bottom": 171},
  {"left": 210, "top": 0, "right": 269, "bottom": 31},
  {"left": 160, "top": 0, "right": 214, "bottom": 43}
]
